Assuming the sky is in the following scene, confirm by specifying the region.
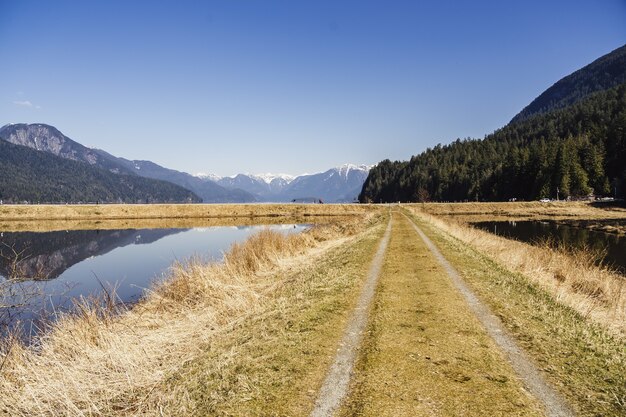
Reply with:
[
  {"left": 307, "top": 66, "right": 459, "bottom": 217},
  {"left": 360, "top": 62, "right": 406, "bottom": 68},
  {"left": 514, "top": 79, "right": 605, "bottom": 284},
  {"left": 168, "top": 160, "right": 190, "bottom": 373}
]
[{"left": 1, "top": 1, "right": 625, "bottom": 176}]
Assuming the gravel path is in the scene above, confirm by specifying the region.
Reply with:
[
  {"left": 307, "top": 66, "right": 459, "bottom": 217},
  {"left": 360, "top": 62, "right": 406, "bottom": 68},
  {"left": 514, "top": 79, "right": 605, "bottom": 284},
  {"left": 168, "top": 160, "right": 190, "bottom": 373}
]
[
  {"left": 309, "top": 217, "right": 392, "bottom": 417},
  {"left": 404, "top": 213, "right": 574, "bottom": 417}
]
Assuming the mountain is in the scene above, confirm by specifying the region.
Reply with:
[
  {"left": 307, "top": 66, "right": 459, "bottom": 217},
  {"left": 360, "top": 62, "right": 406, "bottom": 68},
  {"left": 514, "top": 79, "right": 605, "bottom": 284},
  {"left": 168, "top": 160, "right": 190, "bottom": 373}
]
[
  {"left": 94, "top": 152, "right": 256, "bottom": 203},
  {"left": 216, "top": 174, "right": 279, "bottom": 198},
  {"left": 360, "top": 45, "right": 626, "bottom": 203},
  {"left": 0, "top": 123, "right": 255, "bottom": 203},
  {"left": 281, "top": 165, "right": 370, "bottom": 202},
  {"left": 0, "top": 124, "right": 135, "bottom": 174},
  {"left": 213, "top": 173, "right": 296, "bottom": 198},
  {"left": 511, "top": 44, "right": 626, "bottom": 123},
  {"left": 201, "top": 164, "right": 371, "bottom": 202},
  {"left": 0, "top": 139, "right": 200, "bottom": 203}
]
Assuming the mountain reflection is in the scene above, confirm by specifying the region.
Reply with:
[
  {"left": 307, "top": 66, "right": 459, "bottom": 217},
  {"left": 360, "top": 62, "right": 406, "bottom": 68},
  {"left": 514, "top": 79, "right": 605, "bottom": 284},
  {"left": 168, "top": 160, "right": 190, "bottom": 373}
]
[{"left": 0, "top": 229, "right": 185, "bottom": 281}]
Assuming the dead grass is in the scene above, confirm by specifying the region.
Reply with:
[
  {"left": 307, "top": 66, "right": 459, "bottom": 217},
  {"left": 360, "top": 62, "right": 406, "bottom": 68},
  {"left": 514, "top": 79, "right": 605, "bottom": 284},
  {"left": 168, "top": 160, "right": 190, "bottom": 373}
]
[
  {"left": 414, "top": 201, "right": 626, "bottom": 221},
  {"left": 0, "top": 211, "right": 380, "bottom": 416},
  {"left": 405, "top": 206, "right": 626, "bottom": 337},
  {"left": 145, "top": 213, "right": 387, "bottom": 416},
  {"left": 0, "top": 203, "right": 375, "bottom": 224},
  {"left": 0, "top": 214, "right": 358, "bottom": 233}
]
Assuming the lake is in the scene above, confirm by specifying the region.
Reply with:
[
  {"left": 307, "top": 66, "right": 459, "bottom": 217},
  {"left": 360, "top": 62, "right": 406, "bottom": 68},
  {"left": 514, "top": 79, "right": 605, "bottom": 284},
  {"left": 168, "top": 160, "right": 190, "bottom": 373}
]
[
  {"left": 472, "top": 220, "right": 626, "bottom": 274},
  {"left": 0, "top": 223, "right": 307, "bottom": 334}
]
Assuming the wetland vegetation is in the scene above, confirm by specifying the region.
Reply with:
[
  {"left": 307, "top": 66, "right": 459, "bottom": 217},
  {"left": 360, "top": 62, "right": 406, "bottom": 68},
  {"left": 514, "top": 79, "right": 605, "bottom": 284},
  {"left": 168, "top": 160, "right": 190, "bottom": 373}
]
[
  {"left": 473, "top": 219, "right": 626, "bottom": 273},
  {"left": 0, "top": 202, "right": 624, "bottom": 416}
]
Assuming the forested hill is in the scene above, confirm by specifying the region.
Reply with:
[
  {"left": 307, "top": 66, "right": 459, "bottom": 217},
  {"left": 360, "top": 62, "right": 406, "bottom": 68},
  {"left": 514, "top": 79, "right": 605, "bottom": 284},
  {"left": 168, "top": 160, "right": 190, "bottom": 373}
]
[
  {"left": 359, "top": 82, "right": 626, "bottom": 203},
  {"left": 511, "top": 44, "right": 626, "bottom": 123},
  {"left": 0, "top": 140, "right": 200, "bottom": 204}
]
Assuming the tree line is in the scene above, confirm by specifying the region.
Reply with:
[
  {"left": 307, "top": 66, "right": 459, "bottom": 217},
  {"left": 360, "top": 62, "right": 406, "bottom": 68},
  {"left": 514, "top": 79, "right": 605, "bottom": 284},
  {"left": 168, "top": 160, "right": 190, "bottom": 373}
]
[{"left": 360, "top": 82, "right": 626, "bottom": 203}]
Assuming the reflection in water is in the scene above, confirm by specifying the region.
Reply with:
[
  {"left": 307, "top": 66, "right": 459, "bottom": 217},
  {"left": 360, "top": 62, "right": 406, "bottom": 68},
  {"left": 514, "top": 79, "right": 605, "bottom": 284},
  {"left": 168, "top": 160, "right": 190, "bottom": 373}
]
[
  {"left": 0, "top": 229, "right": 184, "bottom": 280},
  {"left": 0, "top": 224, "right": 307, "bottom": 337},
  {"left": 473, "top": 220, "right": 626, "bottom": 274}
]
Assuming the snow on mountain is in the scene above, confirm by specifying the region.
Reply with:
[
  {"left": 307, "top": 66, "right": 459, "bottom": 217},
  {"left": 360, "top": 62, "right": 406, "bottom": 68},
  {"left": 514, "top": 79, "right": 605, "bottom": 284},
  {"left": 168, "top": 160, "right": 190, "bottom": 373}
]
[
  {"left": 194, "top": 164, "right": 372, "bottom": 202},
  {"left": 194, "top": 172, "right": 223, "bottom": 182},
  {"left": 336, "top": 163, "right": 373, "bottom": 178},
  {"left": 250, "top": 173, "right": 295, "bottom": 185}
]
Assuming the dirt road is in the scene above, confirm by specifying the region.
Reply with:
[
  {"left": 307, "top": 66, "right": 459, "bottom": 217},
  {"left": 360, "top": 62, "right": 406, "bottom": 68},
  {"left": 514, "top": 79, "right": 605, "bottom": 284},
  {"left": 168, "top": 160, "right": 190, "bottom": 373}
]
[{"left": 313, "top": 210, "right": 572, "bottom": 416}]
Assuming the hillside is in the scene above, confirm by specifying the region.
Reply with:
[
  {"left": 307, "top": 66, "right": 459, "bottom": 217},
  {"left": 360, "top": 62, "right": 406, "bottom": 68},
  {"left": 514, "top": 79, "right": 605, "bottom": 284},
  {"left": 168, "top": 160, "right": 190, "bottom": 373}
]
[
  {"left": 0, "top": 124, "right": 136, "bottom": 175},
  {"left": 0, "top": 140, "right": 200, "bottom": 204},
  {"left": 0, "top": 124, "right": 255, "bottom": 203},
  {"left": 361, "top": 46, "right": 626, "bottom": 203},
  {"left": 511, "top": 44, "right": 626, "bottom": 123}
]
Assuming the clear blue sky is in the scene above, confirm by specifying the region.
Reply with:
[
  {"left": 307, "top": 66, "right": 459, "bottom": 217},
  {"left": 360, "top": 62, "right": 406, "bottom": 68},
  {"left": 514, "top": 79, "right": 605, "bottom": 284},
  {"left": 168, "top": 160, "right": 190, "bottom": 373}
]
[{"left": 1, "top": 1, "right": 625, "bottom": 176}]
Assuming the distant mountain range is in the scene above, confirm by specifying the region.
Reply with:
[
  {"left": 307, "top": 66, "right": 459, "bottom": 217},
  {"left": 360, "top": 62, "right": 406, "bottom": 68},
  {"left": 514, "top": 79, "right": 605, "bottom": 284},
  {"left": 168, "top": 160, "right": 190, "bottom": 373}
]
[
  {"left": 93, "top": 151, "right": 256, "bottom": 203},
  {"left": 0, "top": 123, "right": 370, "bottom": 204},
  {"left": 196, "top": 164, "right": 371, "bottom": 203}
]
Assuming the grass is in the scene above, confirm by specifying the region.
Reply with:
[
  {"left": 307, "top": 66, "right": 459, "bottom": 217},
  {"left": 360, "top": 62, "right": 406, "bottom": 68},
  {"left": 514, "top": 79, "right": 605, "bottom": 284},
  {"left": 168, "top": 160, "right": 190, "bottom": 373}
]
[
  {"left": 404, "top": 208, "right": 626, "bottom": 416},
  {"left": 0, "top": 203, "right": 373, "bottom": 223},
  {"left": 340, "top": 212, "right": 543, "bottom": 417},
  {"left": 0, "top": 214, "right": 358, "bottom": 233},
  {"left": 414, "top": 201, "right": 626, "bottom": 220},
  {"left": 144, "top": 213, "right": 387, "bottom": 416},
  {"left": 406, "top": 207, "right": 626, "bottom": 337},
  {"left": 2, "top": 201, "right": 623, "bottom": 415},
  {"left": 0, "top": 203, "right": 376, "bottom": 232},
  {"left": 0, "top": 209, "right": 385, "bottom": 416}
]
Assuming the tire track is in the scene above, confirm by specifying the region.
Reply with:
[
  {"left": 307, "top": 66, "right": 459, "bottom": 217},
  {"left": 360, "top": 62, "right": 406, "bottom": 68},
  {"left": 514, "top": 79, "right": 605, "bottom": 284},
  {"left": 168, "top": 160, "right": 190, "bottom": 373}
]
[
  {"left": 403, "top": 213, "right": 573, "bottom": 417},
  {"left": 309, "top": 216, "right": 392, "bottom": 417}
]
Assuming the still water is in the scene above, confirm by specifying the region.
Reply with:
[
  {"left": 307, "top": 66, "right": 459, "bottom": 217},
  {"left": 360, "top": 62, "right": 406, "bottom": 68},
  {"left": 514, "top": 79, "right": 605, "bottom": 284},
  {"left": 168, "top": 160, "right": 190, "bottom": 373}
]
[
  {"left": 472, "top": 220, "right": 626, "bottom": 274},
  {"left": 0, "top": 224, "right": 307, "bottom": 331}
]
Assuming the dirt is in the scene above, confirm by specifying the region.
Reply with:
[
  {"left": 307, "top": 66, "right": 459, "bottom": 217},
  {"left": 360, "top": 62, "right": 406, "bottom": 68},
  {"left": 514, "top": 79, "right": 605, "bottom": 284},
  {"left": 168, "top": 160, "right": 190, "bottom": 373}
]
[
  {"left": 309, "top": 216, "right": 392, "bottom": 417},
  {"left": 309, "top": 209, "right": 575, "bottom": 416}
]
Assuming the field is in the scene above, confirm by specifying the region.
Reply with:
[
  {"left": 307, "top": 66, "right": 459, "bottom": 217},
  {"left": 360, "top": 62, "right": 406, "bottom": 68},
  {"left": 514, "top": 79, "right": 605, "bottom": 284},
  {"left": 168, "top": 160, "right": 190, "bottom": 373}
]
[
  {"left": 0, "top": 203, "right": 371, "bottom": 220},
  {"left": 0, "top": 203, "right": 372, "bottom": 232},
  {"left": 0, "top": 202, "right": 624, "bottom": 415},
  {"left": 418, "top": 200, "right": 626, "bottom": 221}
]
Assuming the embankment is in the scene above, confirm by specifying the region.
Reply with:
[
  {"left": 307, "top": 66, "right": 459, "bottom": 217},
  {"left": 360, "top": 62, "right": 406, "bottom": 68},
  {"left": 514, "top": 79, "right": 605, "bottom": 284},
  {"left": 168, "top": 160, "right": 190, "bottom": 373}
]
[{"left": 0, "top": 209, "right": 385, "bottom": 416}]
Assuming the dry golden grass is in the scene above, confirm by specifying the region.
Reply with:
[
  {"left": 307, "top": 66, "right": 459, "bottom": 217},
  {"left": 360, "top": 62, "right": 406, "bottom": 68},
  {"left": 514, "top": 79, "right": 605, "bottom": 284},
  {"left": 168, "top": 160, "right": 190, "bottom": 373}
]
[
  {"left": 146, "top": 213, "right": 387, "bottom": 416},
  {"left": 0, "top": 203, "right": 374, "bottom": 222},
  {"left": 405, "top": 206, "right": 626, "bottom": 338},
  {"left": 415, "top": 201, "right": 626, "bottom": 220},
  {"left": 0, "top": 214, "right": 356, "bottom": 233},
  {"left": 0, "top": 203, "right": 379, "bottom": 232},
  {"left": 0, "top": 212, "right": 376, "bottom": 416}
]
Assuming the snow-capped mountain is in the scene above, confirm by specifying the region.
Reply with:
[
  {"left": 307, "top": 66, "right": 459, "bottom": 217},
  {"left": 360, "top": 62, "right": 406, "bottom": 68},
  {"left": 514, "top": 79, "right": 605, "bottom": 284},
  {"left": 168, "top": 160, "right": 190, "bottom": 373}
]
[
  {"left": 250, "top": 173, "right": 295, "bottom": 185},
  {"left": 195, "top": 164, "right": 372, "bottom": 202},
  {"left": 194, "top": 173, "right": 223, "bottom": 182},
  {"left": 282, "top": 164, "right": 371, "bottom": 202}
]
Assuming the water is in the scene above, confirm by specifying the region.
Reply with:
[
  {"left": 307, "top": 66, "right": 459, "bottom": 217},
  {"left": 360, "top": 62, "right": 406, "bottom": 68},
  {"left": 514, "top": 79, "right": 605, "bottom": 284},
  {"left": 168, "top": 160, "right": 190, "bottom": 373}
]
[
  {"left": 472, "top": 220, "right": 626, "bottom": 273},
  {"left": 0, "top": 224, "right": 307, "bottom": 332}
]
